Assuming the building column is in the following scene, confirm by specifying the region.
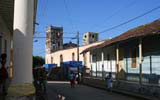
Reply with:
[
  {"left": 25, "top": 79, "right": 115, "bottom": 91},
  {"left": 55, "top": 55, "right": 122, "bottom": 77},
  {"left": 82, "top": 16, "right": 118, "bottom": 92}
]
[
  {"left": 96, "top": 55, "right": 97, "bottom": 77},
  {"left": 7, "top": 0, "right": 35, "bottom": 98},
  {"left": 139, "top": 38, "right": 143, "bottom": 85},
  {"left": 83, "top": 53, "right": 86, "bottom": 76},
  {"left": 116, "top": 45, "right": 119, "bottom": 80}
]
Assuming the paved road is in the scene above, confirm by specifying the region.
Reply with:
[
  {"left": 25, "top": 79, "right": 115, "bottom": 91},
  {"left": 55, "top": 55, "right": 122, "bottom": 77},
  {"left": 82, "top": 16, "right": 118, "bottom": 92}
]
[{"left": 45, "top": 81, "right": 141, "bottom": 100}]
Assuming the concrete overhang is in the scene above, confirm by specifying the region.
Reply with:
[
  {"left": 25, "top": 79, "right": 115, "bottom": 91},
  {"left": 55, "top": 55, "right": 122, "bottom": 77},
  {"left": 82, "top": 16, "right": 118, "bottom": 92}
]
[
  {"left": 0, "top": 0, "right": 38, "bottom": 36},
  {"left": 0, "top": 0, "right": 14, "bottom": 35}
]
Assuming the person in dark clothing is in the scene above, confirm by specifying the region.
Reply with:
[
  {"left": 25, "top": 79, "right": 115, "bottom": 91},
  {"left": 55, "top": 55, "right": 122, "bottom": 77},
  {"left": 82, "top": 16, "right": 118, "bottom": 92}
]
[
  {"left": 0, "top": 53, "right": 8, "bottom": 96},
  {"left": 70, "top": 71, "right": 75, "bottom": 88},
  {"left": 38, "top": 67, "right": 47, "bottom": 93},
  {"left": 33, "top": 67, "right": 39, "bottom": 93},
  {"left": 33, "top": 66, "right": 47, "bottom": 94}
]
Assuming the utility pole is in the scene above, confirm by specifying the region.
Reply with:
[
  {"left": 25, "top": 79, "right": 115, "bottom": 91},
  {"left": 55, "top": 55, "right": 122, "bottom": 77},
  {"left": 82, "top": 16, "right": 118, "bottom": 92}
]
[{"left": 77, "top": 31, "right": 80, "bottom": 84}]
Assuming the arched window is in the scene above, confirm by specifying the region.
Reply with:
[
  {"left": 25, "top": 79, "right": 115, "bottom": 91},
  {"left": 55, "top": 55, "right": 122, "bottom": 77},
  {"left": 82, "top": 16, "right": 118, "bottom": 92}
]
[
  {"left": 60, "top": 54, "right": 63, "bottom": 63},
  {"left": 72, "top": 53, "right": 75, "bottom": 61}
]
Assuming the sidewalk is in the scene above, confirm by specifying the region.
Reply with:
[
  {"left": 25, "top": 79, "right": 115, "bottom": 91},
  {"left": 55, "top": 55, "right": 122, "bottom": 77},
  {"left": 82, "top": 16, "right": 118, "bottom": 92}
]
[
  {"left": 83, "top": 78, "right": 159, "bottom": 100},
  {"left": 35, "top": 82, "right": 59, "bottom": 100},
  {"left": 47, "top": 81, "right": 142, "bottom": 100},
  {"left": 0, "top": 78, "right": 11, "bottom": 100}
]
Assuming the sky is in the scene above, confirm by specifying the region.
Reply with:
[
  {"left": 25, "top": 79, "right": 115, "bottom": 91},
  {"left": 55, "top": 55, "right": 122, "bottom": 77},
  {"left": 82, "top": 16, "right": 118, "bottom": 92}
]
[{"left": 33, "top": 0, "right": 160, "bottom": 57}]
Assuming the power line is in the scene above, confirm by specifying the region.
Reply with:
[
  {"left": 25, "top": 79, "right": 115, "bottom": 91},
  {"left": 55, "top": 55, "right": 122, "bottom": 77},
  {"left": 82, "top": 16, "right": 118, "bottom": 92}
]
[
  {"left": 33, "top": 36, "right": 81, "bottom": 39},
  {"left": 63, "top": 0, "right": 76, "bottom": 32},
  {"left": 41, "top": 0, "right": 49, "bottom": 18},
  {"left": 36, "top": 0, "right": 48, "bottom": 20},
  {"left": 35, "top": 0, "right": 49, "bottom": 35},
  {"left": 35, "top": 31, "right": 77, "bottom": 34},
  {"left": 99, "top": 5, "right": 160, "bottom": 33},
  {"left": 33, "top": 37, "right": 46, "bottom": 38},
  {"left": 91, "top": 0, "right": 137, "bottom": 31}
]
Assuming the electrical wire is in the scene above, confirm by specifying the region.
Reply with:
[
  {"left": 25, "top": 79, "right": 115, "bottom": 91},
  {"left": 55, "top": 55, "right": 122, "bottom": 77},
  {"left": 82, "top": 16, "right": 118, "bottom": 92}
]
[
  {"left": 63, "top": 0, "right": 76, "bottom": 32},
  {"left": 35, "top": 31, "right": 77, "bottom": 34},
  {"left": 91, "top": 0, "right": 137, "bottom": 31},
  {"left": 36, "top": 0, "right": 48, "bottom": 20},
  {"left": 99, "top": 5, "right": 160, "bottom": 33},
  {"left": 41, "top": 0, "right": 49, "bottom": 19},
  {"left": 33, "top": 36, "right": 78, "bottom": 39}
]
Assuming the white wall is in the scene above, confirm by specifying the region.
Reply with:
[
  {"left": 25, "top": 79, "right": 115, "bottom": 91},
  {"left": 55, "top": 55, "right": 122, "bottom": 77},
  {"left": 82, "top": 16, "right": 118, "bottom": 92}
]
[
  {"left": 90, "top": 45, "right": 116, "bottom": 77},
  {"left": 103, "top": 46, "right": 116, "bottom": 73},
  {"left": 46, "top": 41, "right": 104, "bottom": 68}
]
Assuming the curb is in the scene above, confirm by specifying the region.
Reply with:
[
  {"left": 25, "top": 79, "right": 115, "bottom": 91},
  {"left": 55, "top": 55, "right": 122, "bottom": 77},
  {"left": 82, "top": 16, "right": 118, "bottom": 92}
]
[{"left": 83, "top": 83, "right": 157, "bottom": 100}]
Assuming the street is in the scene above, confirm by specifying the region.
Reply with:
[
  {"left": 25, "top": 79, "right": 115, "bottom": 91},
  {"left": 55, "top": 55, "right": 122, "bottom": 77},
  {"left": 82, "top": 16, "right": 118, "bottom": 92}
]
[{"left": 44, "top": 81, "right": 141, "bottom": 100}]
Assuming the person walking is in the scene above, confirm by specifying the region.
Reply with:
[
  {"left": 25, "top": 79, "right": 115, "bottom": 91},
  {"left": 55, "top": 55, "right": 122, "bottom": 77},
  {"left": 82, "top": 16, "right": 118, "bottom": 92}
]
[
  {"left": 42, "top": 67, "right": 47, "bottom": 93},
  {"left": 0, "top": 53, "right": 8, "bottom": 97},
  {"left": 105, "top": 72, "right": 113, "bottom": 92},
  {"left": 70, "top": 71, "right": 75, "bottom": 88},
  {"left": 39, "top": 67, "right": 47, "bottom": 93}
]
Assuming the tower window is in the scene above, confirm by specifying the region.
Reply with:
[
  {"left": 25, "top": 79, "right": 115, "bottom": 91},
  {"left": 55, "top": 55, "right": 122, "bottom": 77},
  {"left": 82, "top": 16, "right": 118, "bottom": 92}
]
[{"left": 58, "top": 42, "right": 60, "bottom": 46}]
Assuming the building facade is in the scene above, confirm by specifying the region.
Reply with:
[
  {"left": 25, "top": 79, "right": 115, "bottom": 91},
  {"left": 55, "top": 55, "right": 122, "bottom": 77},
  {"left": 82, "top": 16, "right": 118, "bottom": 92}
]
[
  {"left": 83, "top": 32, "right": 98, "bottom": 45},
  {"left": 46, "top": 26, "right": 63, "bottom": 54},
  {"left": 81, "top": 19, "right": 160, "bottom": 99},
  {"left": 90, "top": 45, "right": 116, "bottom": 78},
  {"left": 83, "top": 20, "right": 160, "bottom": 82},
  {"left": 63, "top": 42, "right": 77, "bottom": 49},
  {"left": 45, "top": 41, "right": 105, "bottom": 72}
]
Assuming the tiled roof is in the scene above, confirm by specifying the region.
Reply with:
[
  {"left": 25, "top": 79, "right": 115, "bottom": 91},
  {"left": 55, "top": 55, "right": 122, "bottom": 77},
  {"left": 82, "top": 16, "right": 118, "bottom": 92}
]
[{"left": 81, "top": 19, "right": 160, "bottom": 54}]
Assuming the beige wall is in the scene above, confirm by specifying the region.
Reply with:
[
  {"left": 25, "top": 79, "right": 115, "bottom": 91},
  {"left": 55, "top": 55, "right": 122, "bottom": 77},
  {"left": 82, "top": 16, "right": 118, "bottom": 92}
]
[{"left": 45, "top": 41, "right": 104, "bottom": 68}]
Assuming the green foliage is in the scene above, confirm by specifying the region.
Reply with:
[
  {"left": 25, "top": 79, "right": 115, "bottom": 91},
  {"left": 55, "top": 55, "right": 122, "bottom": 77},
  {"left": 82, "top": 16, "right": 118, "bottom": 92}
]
[{"left": 33, "top": 56, "right": 45, "bottom": 68}]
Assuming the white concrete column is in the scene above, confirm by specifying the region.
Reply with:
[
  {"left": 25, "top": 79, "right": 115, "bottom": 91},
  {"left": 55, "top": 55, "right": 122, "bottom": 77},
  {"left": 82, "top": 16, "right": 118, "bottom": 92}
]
[
  {"left": 96, "top": 55, "right": 97, "bottom": 77},
  {"left": 13, "top": 0, "right": 34, "bottom": 84},
  {"left": 116, "top": 45, "right": 119, "bottom": 80}
]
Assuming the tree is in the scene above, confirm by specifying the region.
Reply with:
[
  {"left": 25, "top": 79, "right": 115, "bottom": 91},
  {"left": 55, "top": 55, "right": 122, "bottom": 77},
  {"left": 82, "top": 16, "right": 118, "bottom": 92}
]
[{"left": 33, "top": 56, "right": 45, "bottom": 68}]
